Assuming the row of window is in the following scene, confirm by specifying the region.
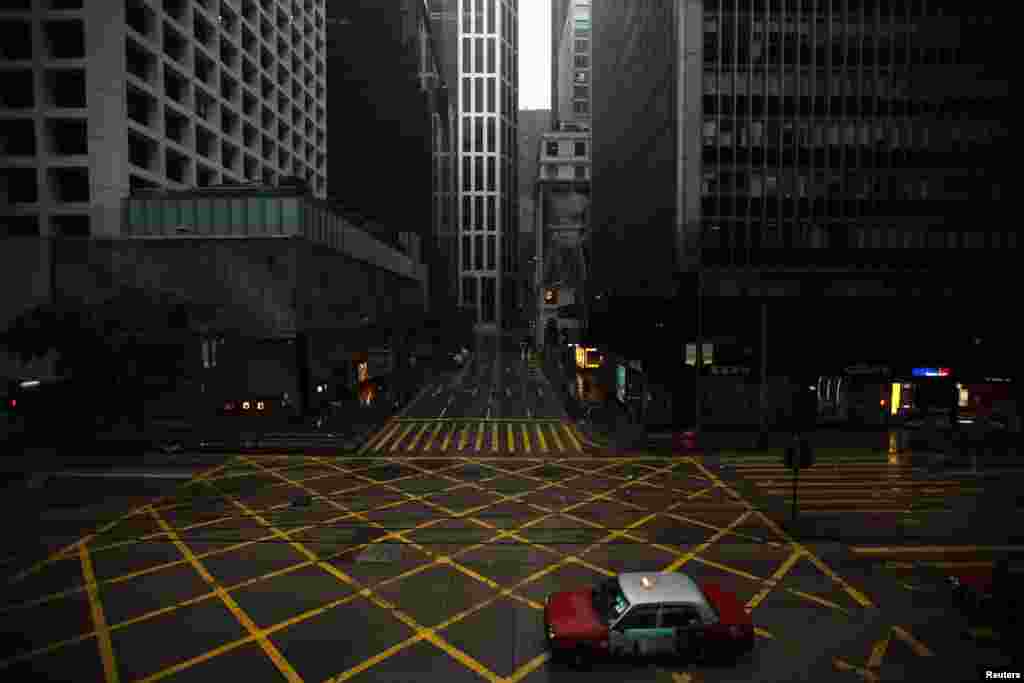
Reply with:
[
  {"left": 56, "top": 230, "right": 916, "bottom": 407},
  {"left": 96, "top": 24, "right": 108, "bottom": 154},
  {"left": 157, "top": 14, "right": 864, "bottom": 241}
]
[
  {"left": 1, "top": 213, "right": 90, "bottom": 238},
  {"left": 699, "top": 222, "right": 1015, "bottom": 254},
  {"left": 2, "top": 165, "right": 90, "bottom": 204},
  {"left": 461, "top": 195, "right": 499, "bottom": 232},
  {"left": 543, "top": 164, "right": 588, "bottom": 181},
  {"left": 461, "top": 274, "right": 498, "bottom": 324},
  {"left": 461, "top": 234, "right": 501, "bottom": 272},
  {"left": 545, "top": 140, "right": 587, "bottom": 157}
]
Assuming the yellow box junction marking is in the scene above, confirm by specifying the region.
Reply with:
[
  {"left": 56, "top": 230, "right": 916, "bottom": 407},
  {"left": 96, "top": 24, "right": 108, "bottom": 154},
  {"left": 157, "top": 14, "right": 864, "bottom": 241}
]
[
  {"left": 745, "top": 548, "right": 804, "bottom": 611},
  {"left": 475, "top": 422, "right": 485, "bottom": 451},
  {"left": 149, "top": 506, "right": 304, "bottom": 683},
  {"left": 441, "top": 423, "right": 455, "bottom": 451},
  {"left": 521, "top": 424, "right": 532, "bottom": 453},
  {"left": 561, "top": 423, "right": 583, "bottom": 451},
  {"left": 390, "top": 423, "right": 416, "bottom": 452},
  {"left": 79, "top": 544, "right": 120, "bottom": 683},
  {"left": 458, "top": 423, "right": 470, "bottom": 450},
  {"left": 507, "top": 424, "right": 515, "bottom": 451},
  {"left": 689, "top": 457, "right": 875, "bottom": 610},
  {"left": 423, "top": 422, "right": 443, "bottom": 450}
]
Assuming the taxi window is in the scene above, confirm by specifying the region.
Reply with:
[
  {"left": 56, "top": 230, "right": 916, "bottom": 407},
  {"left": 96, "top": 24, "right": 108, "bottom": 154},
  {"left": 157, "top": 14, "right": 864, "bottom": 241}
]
[
  {"left": 616, "top": 605, "right": 658, "bottom": 630},
  {"left": 661, "top": 604, "right": 703, "bottom": 628}
]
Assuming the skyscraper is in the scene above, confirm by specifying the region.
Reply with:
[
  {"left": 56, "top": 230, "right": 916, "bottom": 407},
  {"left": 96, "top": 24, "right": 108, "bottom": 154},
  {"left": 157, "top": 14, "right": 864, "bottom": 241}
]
[
  {"left": 589, "top": 0, "right": 1012, "bottom": 375},
  {"left": 435, "top": 0, "right": 519, "bottom": 330},
  {"left": 0, "top": 0, "right": 328, "bottom": 237}
]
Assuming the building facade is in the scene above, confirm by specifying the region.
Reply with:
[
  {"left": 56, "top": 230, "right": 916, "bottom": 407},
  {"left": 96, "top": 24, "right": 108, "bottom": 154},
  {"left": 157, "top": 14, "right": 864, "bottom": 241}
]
[
  {"left": 434, "top": 0, "right": 519, "bottom": 330},
  {"left": 517, "top": 108, "right": 550, "bottom": 330},
  {"left": 589, "top": 0, "right": 1012, "bottom": 427},
  {"left": 0, "top": 0, "right": 328, "bottom": 237},
  {"left": 554, "top": 0, "right": 592, "bottom": 131}
]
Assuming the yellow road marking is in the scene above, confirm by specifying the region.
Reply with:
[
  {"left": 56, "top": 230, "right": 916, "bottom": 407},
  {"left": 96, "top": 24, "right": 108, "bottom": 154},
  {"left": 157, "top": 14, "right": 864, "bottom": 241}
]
[
  {"left": 390, "top": 423, "right": 416, "bottom": 452},
  {"left": 149, "top": 507, "right": 304, "bottom": 683},
  {"left": 459, "top": 423, "right": 470, "bottom": 450},
  {"left": 8, "top": 461, "right": 232, "bottom": 584},
  {"left": 423, "top": 422, "right": 443, "bottom": 450},
  {"left": 521, "top": 424, "right": 531, "bottom": 453},
  {"left": 867, "top": 635, "right": 890, "bottom": 669},
  {"left": 834, "top": 657, "right": 879, "bottom": 682},
  {"left": 507, "top": 652, "right": 552, "bottom": 682},
  {"left": 475, "top": 422, "right": 485, "bottom": 451},
  {"left": 406, "top": 423, "right": 429, "bottom": 451},
  {"left": 746, "top": 548, "right": 804, "bottom": 610},
  {"left": 892, "top": 625, "right": 934, "bottom": 657},
  {"left": 441, "top": 423, "right": 454, "bottom": 451},
  {"left": 327, "top": 634, "right": 423, "bottom": 682},
  {"left": 491, "top": 423, "right": 499, "bottom": 452},
  {"left": 79, "top": 544, "right": 119, "bottom": 683},
  {"left": 547, "top": 423, "right": 564, "bottom": 452},
  {"left": 507, "top": 424, "right": 515, "bottom": 451},
  {"left": 561, "top": 423, "right": 582, "bottom": 451},
  {"left": 535, "top": 424, "right": 548, "bottom": 452},
  {"left": 361, "top": 421, "right": 398, "bottom": 453},
  {"left": 689, "top": 457, "right": 876, "bottom": 609},
  {"left": 664, "top": 511, "right": 753, "bottom": 573}
]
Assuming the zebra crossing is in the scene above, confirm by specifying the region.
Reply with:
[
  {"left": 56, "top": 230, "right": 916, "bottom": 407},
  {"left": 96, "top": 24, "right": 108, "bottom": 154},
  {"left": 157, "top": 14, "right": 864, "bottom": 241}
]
[{"left": 358, "top": 418, "right": 587, "bottom": 454}]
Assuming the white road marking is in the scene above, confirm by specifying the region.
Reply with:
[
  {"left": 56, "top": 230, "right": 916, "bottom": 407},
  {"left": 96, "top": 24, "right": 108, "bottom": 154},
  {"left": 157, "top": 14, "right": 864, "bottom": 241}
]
[{"left": 439, "top": 404, "right": 448, "bottom": 418}]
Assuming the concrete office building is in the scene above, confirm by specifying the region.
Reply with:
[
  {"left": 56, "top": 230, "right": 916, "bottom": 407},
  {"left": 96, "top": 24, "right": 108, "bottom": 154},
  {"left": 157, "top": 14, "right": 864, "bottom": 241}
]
[
  {"left": 588, "top": 0, "right": 1012, "bottom": 429},
  {"left": 433, "top": 0, "right": 519, "bottom": 331},
  {"left": 0, "top": 0, "right": 328, "bottom": 237}
]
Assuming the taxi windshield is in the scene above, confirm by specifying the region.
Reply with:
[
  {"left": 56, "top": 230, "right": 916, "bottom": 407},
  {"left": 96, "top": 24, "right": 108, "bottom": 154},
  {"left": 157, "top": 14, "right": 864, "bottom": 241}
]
[{"left": 592, "top": 577, "right": 630, "bottom": 625}]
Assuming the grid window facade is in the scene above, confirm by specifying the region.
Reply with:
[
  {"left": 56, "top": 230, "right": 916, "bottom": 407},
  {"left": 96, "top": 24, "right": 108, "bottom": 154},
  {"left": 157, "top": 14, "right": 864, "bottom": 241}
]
[{"left": 0, "top": 0, "right": 328, "bottom": 236}]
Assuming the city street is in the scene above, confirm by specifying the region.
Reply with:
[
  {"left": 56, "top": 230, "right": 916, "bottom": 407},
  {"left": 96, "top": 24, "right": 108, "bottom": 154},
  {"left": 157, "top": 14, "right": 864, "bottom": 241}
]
[{"left": 1, "top": 336, "right": 1020, "bottom": 682}]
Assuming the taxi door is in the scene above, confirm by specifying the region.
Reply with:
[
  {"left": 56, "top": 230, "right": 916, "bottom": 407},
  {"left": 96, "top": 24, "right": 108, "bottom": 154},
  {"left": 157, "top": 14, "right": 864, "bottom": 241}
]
[
  {"left": 610, "top": 605, "right": 662, "bottom": 656},
  {"left": 659, "top": 604, "right": 705, "bottom": 657}
]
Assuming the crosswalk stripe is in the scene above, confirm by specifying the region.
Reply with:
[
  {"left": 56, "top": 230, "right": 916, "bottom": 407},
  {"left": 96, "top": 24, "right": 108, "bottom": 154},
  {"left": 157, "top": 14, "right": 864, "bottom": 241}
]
[
  {"left": 491, "top": 423, "right": 499, "bottom": 452},
  {"left": 406, "top": 423, "right": 429, "bottom": 451},
  {"left": 547, "top": 423, "right": 564, "bottom": 453},
  {"left": 522, "top": 424, "right": 532, "bottom": 453},
  {"left": 441, "top": 423, "right": 454, "bottom": 452},
  {"left": 423, "top": 422, "right": 443, "bottom": 450},
  {"left": 369, "top": 422, "right": 402, "bottom": 452},
  {"left": 390, "top": 423, "right": 415, "bottom": 452},
  {"left": 459, "top": 424, "right": 470, "bottom": 451},
  {"left": 507, "top": 425, "right": 515, "bottom": 452},
  {"left": 535, "top": 424, "right": 548, "bottom": 453},
  {"left": 562, "top": 424, "right": 582, "bottom": 452},
  {"left": 475, "top": 422, "right": 485, "bottom": 451}
]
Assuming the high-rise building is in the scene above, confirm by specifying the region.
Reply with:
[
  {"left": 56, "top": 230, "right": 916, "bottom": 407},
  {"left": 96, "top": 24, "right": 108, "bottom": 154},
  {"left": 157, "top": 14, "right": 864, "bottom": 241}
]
[
  {"left": 553, "top": 0, "right": 591, "bottom": 131},
  {"left": 0, "top": 0, "right": 328, "bottom": 237},
  {"left": 434, "top": 0, "right": 519, "bottom": 330},
  {"left": 326, "top": 1, "right": 457, "bottom": 314},
  {"left": 589, "top": 0, "right": 1012, "bottom": 385}
]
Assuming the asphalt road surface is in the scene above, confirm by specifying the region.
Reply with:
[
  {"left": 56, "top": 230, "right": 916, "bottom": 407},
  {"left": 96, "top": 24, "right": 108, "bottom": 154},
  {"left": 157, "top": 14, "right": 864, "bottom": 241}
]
[{"left": 3, "top": 333, "right": 1020, "bottom": 683}]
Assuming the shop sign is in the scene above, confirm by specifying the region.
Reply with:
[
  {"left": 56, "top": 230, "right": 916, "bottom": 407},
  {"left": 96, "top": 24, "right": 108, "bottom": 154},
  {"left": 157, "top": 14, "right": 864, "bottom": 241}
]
[{"left": 846, "top": 364, "right": 890, "bottom": 376}]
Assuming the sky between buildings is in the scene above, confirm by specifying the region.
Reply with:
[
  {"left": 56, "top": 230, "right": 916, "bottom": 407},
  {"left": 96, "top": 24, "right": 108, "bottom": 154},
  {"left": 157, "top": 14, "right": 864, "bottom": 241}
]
[{"left": 517, "top": 0, "right": 552, "bottom": 110}]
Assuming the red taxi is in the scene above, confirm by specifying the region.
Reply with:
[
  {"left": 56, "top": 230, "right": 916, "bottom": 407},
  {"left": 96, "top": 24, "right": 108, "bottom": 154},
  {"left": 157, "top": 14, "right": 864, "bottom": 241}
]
[{"left": 544, "top": 571, "right": 754, "bottom": 667}]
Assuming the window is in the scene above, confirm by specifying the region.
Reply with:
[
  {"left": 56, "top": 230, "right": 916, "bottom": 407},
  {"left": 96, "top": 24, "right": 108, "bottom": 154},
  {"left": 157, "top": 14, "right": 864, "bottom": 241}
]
[
  {"left": 487, "top": 235, "right": 495, "bottom": 269},
  {"left": 546, "top": 141, "right": 559, "bottom": 156},
  {"left": 487, "top": 0, "right": 495, "bottom": 32},
  {"left": 463, "top": 37, "right": 471, "bottom": 69},
  {"left": 487, "top": 157, "right": 496, "bottom": 191},
  {"left": 481, "top": 276, "right": 495, "bottom": 322},
  {"left": 574, "top": 141, "right": 586, "bottom": 157},
  {"left": 475, "top": 196, "right": 484, "bottom": 230},
  {"left": 487, "top": 79, "right": 496, "bottom": 112},
  {"left": 487, "top": 196, "right": 496, "bottom": 231},
  {"left": 474, "top": 117, "right": 483, "bottom": 152},
  {"left": 475, "top": 0, "right": 483, "bottom": 33},
  {"left": 475, "top": 77, "right": 484, "bottom": 112},
  {"left": 462, "top": 78, "right": 471, "bottom": 112},
  {"left": 660, "top": 605, "right": 704, "bottom": 629},
  {"left": 574, "top": 71, "right": 588, "bottom": 84},
  {"left": 474, "top": 235, "right": 483, "bottom": 269},
  {"left": 573, "top": 85, "right": 588, "bottom": 99},
  {"left": 475, "top": 157, "right": 484, "bottom": 191},
  {"left": 616, "top": 605, "right": 659, "bottom": 630},
  {"left": 462, "top": 196, "right": 472, "bottom": 230},
  {"left": 487, "top": 117, "right": 496, "bottom": 152},
  {"left": 574, "top": 55, "right": 588, "bottom": 68},
  {"left": 475, "top": 38, "right": 484, "bottom": 72},
  {"left": 573, "top": 101, "right": 589, "bottom": 115},
  {"left": 462, "top": 275, "right": 476, "bottom": 306},
  {"left": 487, "top": 39, "right": 495, "bottom": 73},
  {"left": 463, "top": 157, "right": 471, "bottom": 191},
  {"left": 574, "top": 165, "right": 586, "bottom": 179},
  {"left": 462, "top": 236, "right": 471, "bottom": 269},
  {"left": 575, "top": 39, "right": 588, "bottom": 52},
  {"left": 463, "top": 117, "right": 472, "bottom": 152}
]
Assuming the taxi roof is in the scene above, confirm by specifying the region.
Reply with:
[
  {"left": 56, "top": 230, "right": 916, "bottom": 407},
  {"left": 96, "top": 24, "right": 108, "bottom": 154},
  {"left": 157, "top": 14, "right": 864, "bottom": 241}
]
[{"left": 618, "top": 572, "right": 708, "bottom": 607}]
